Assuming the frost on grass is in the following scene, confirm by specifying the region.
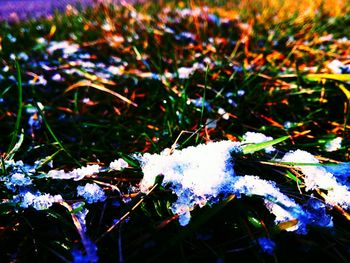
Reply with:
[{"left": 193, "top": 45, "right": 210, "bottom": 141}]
[
  {"left": 137, "top": 141, "right": 337, "bottom": 231},
  {"left": 2, "top": 173, "right": 32, "bottom": 191},
  {"left": 47, "top": 40, "right": 79, "bottom": 58},
  {"left": 16, "top": 191, "right": 63, "bottom": 210},
  {"left": 232, "top": 175, "right": 333, "bottom": 234},
  {"left": 232, "top": 175, "right": 301, "bottom": 225},
  {"left": 70, "top": 202, "right": 98, "bottom": 263},
  {"left": 138, "top": 140, "right": 328, "bottom": 231},
  {"left": 77, "top": 183, "right": 107, "bottom": 204},
  {"left": 138, "top": 140, "right": 242, "bottom": 224},
  {"left": 138, "top": 140, "right": 241, "bottom": 194},
  {"left": 281, "top": 150, "right": 350, "bottom": 208},
  {"left": 47, "top": 164, "right": 100, "bottom": 181},
  {"left": 324, "top": 137, "right": 342, "bottom": 152},
  {"left": 72, "top": 202, "right": 89, "bottom": 233},
  {"left": 5, "top": 159, "right": 36, "bottom": 174},
  {"left": 109, "top": 158, "right": 128, "bottom": 171},
  {"left": 3, "top": 138, "right": 346, "bottom": 233}
]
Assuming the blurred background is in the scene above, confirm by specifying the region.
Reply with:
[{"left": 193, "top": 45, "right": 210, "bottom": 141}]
[
  {"left": 0, "top": 0, "right": 347, "bottom": 22},
  {"left": 0, "top": 0, "right": 130, "bottom": 21}
]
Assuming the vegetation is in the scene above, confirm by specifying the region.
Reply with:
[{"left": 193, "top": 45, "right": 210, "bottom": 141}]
[{"left": 1, "top": 0, "right": 350, "bottom": 262}]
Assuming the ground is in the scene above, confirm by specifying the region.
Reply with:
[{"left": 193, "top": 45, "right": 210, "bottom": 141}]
[{"left": 1, "top": 1, "right": 350, "bottom": 262}]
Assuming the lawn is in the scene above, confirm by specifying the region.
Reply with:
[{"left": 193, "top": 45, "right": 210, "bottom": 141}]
[{"left": 1, "top": 0, "right": 350, "bottom": 262}]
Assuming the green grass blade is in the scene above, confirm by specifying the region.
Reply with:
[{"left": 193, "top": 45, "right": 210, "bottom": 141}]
[
  {"left": 35, "top": 148, "right": 63, "bottom": 170},
  {"left": 305, "top": 74, "right": 350, "bottom": 82},
  {"left": 6, "top": 60, "right": 23, "bottom": 158},
  {"left": 285, "top": 170, "right": 303, "bottom": 185},
  {"left": 196, "top": 65, "right": 209, "bottom": 143},
  {"left": 242, "top": 135, "right": 290, "bottom": 154},
  {"left": 1, "top": 157, "right": 6, "bottom": 175},
  {"left": 32, "top": 99, "right": 81, "bottom": 167},
  {"left": 5, "top": 129, "right": 24, "bottom": 161}
]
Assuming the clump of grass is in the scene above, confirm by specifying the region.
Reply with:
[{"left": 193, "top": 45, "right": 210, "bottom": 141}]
[{"left": 0, "top": 1, "right": 350, "bottom": 262}]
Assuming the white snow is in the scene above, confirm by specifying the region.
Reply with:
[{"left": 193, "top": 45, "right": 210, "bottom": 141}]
[{"left": 281, "top": 149, "right": 350, "bottom": 208}]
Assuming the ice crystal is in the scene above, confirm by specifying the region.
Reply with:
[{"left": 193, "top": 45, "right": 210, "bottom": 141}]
[
  {"left": 5, "top": 159, "right": 36, "bottom": 174},
  {"left": 138, "top": 140, "right": 336, "bottom": 231},
  {"left": 47, "top": 164, "right": 100, "bottom": 181},
  {"left": 233, "top": 175, "right": 307, "bottom": 232},
  {"left": 139, "top": 140, "right": 241, "bottom": 194},
  {"left": 138, "top": 140, "right": 323, "bottom": 229},
  {"left": 109, "top": 158, "right": 128, "bottom": 171},
  {"left": 77, "top": 183, "right": 107, "bottom": 204},
  {"left": 3, "top": 173, "right": 32, "bottom": 191},
  {"left": 72, "top": 202, "right": 89, "bottom": 233},
  {"left": 327, "top": 59, "right": 344, "bottom": 74},
  {"left": 17, "top": 52, "right": 29, "bottom": 61},
  {"left": 138, "top": 140, "right": 242, "bottom": 225},
  {"left": 281, "top": 150, "right": 350, "bottom": 208},
  {"left": 18, "top": 191, "right": 63, "bottom": 210},
  {"left": 324, "top": 137, "right": 342, "bottom": 152},
  {"left": 190, "top": 98, "right": 212, "bottom": 111},
  {"left": 177, "top": 67, "right": 196, "bottom": 79},
  {"left": 178, "top": 211, "right": 191, "bottom": 226},
  {"left": 28, "top": 75, "right": 47, "bottom": 86},
  {"left": 47, "top": 40, "right": 79, "bottom": 58},
  {"left": 31, "top": 194, "right": 62, "bottom": 210},
  {"left": 51, "top": 73, "right": 63, "bottom": 81},
  {"left": 234, "top": 175, "right": 333, "bottom": 234},
  {"left": 217, "top": 108, "right": 230, "bottom": 120},
  {"left": 107, "top": 65, "right": 125, "bottom": 75},
  {"left": 326, "top": 59, "right": 350, "bottom": 74}
]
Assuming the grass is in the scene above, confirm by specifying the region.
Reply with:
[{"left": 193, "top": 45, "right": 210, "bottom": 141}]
[{"left": 0, "top": 0, "right": 350, "bottom": 262}]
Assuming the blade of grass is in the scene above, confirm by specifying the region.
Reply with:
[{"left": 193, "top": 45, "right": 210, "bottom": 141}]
[
  {"left": 0, "top": 85, "right": 12, "bottom": 98},
  {"left": 5, "top": 129, "right": 24, "bottom": 161},
  {"left": 196, "top": 65, "right": 209, "bottom": 143},
  {"left": 96, "top": 183, "right": 158, "bottom": 243},
  {"left": 285, "top": 170, "right": 303, "bottom": 185},
  {"left": 338, "top": 84, "right": 350, "bottom": 135},
  {"left": 6, "top": 60, "right": 23, "bottom": 159},
  {"left": 32, "top": 99, "right": 81, "bottom": 167},
  {"left": 65, "top": 80, "right": 138, "bottom": 107},
  {"left": 305, "top": 74, "right": 350, "bottom": 82},
  {"left": 60, "top": 201, "right": 96, "bottom": 260},
  {"left": 242, "top": 135, "right": 290, "bottom": 154},
  {"left": 1, "top": 157, "right": 5, "bottom": 175},
  {"left": 338, "top": 84, "right": 350, "bottom": 100},
  {"left": 35, "top": 148, "right": 63, "bottom": 170}
]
